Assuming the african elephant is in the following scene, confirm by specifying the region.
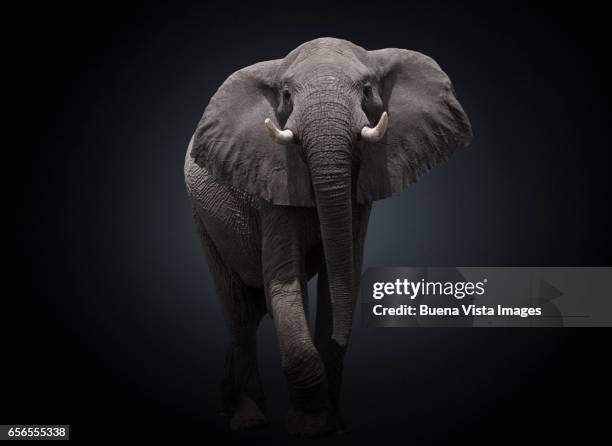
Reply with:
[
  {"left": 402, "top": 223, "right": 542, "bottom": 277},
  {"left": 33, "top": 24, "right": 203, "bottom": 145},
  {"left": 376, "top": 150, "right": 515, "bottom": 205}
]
[{"left": 184, "top": 37, "right": 471, "bottom": 436}]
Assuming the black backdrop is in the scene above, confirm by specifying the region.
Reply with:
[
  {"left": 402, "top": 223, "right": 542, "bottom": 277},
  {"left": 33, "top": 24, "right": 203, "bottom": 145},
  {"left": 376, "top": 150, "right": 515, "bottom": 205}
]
[{"left": 14, "top": 0, "right": 611, "bottom": 442}]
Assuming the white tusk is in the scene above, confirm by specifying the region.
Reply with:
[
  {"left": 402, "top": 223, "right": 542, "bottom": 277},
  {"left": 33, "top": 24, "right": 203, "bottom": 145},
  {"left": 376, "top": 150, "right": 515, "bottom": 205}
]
[
  {"left": 361, "top": 111, "right": 389, "bottom": 143},
  {"left": 264, "top": 118, "right": 295, "bottom": 145}
]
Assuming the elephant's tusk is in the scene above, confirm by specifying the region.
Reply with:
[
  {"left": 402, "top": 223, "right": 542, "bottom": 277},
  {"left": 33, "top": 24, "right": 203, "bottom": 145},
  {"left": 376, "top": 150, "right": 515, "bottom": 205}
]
[
  {"left": 264, "top": 118, "right": 295, "bottom": 145},
  {"left": 361, "top": 111, "right": 388, "bottom": 143}
]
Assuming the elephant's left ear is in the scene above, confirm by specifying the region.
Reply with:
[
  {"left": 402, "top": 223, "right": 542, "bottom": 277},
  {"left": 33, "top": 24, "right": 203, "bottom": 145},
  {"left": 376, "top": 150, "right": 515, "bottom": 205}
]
[
  {"left": 191, "top": 59, "right": 315, "bottom": 207},
  {"left": 356, "top": 49, "right": 472, "bottom": 203}
]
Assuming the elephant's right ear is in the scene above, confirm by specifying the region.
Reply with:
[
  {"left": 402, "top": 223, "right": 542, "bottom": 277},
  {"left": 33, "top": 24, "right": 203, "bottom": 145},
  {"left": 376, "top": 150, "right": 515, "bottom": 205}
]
[{"left": 190, "top": 60, "right": 315, "bottom": 207}]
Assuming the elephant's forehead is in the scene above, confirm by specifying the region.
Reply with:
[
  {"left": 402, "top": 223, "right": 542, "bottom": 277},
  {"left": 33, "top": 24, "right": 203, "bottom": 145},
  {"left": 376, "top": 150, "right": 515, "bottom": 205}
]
[
  {"left": 294, "top": 39, "right": 359, "bottom": 58},
  {"left": 289, "top": 37, "right": 365, "bottom": 56},
  {"left": 281, "top": 48, "right": 371, "bottom": 83}
]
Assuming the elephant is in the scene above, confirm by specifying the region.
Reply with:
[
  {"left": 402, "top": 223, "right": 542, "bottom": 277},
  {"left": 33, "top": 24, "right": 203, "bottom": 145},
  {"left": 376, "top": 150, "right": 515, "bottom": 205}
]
[{"left": 184, "top": 37, "right": 472, "bottom": 436}]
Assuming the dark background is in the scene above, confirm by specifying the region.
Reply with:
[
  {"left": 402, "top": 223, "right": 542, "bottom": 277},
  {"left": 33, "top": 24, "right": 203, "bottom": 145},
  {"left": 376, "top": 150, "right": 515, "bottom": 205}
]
[{"left": 12, "top": 0, "right": 610, "bottom": 442}]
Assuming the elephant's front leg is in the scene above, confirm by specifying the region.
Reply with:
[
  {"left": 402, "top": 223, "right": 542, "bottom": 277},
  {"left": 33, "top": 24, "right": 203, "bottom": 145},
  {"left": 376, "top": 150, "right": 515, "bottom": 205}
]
[
  {"left": 269, "top": 279, "right": 335, "bottom": 436},
  {"left": 261, "top": 209, "right": 334, "bottom": 437}
]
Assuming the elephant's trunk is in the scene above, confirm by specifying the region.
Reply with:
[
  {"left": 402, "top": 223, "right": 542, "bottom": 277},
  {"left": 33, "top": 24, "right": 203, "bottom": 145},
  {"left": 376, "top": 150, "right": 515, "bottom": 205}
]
[
  {"left": 301, "top": 83, "right": 356, "bottom": 348},
  {"left": 311, "top": 158, "right": 354, "bottom": 348}
]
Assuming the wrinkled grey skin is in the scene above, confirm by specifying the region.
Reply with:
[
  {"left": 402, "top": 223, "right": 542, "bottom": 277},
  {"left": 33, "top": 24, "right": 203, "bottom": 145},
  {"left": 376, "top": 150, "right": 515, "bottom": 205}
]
[{"left": 185, "top": 38, "right": 472, "bottom": 436}]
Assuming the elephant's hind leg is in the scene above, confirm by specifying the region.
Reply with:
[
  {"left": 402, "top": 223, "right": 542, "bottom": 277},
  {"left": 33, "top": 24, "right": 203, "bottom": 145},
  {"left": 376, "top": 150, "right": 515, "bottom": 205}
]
[
  {"left": 314, "top": 268, "right": 349, "bottom": 432},
  {"left": 193, "top": 212, "right": 267, "bottom": 430}
]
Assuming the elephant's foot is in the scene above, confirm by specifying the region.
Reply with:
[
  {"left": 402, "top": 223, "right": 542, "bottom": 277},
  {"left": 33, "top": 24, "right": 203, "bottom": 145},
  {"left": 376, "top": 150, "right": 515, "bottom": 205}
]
[
  {"left": 219, "top": 395, "right": 236, "bottom": 417},
  {"left": 229, "top": 395, "right": 268, "bottom": 431},
  {"left": 285, "top": 406, "right": 337, "bottom": 437},
  {"left": 331, "top": 407, "right": 350, "bottom": 434}
]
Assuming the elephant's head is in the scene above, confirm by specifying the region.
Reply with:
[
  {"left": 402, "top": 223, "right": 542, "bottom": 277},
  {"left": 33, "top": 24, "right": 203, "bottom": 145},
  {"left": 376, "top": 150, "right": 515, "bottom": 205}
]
[{"left": 192, "top": 38, "right": 472, "bottom": 346}]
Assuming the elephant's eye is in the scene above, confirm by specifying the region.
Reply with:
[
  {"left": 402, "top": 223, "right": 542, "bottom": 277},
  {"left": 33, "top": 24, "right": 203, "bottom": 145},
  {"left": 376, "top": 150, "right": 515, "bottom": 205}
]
[
  {"left": 283, "top": 89, "right": 291, "bottom": 101},
  {"left": 363, "top": 84, "right": 372, "bottom": 97}
]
